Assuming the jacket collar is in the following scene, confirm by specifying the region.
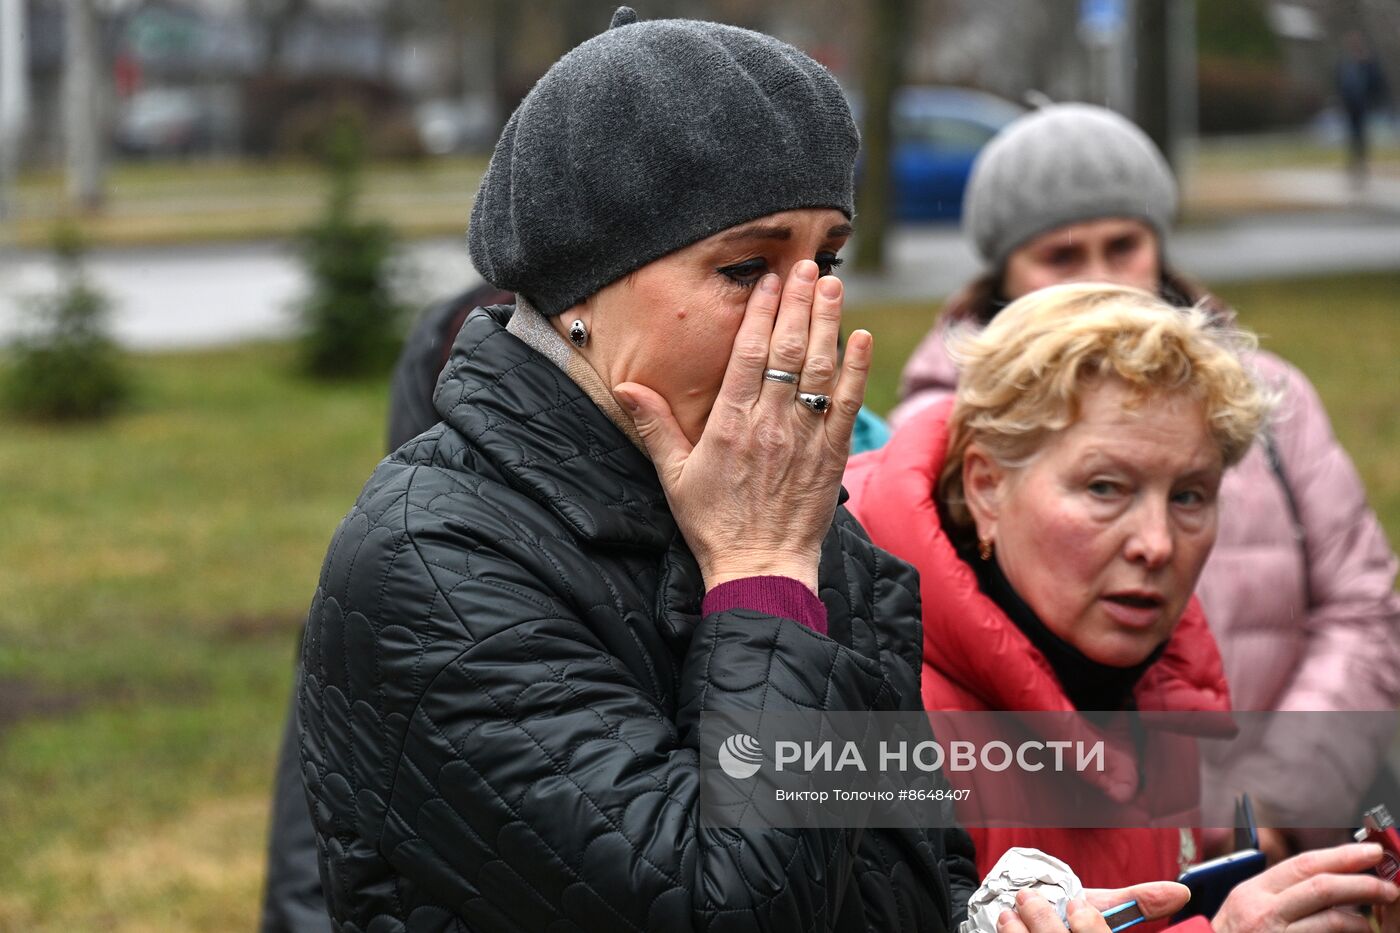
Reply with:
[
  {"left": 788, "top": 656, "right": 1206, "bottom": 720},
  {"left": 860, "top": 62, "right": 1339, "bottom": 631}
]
[{"left": 434, "top": 305, "right": 675, "bottom": 550}]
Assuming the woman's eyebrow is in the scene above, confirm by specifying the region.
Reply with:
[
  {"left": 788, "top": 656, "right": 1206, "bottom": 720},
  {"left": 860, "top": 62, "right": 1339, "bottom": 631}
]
[
  {"left": 716, "top": 222, "right": 854, "bottom": 244},
  {"left": 719, "top": 224, "right": 791, "bottom": 243}
]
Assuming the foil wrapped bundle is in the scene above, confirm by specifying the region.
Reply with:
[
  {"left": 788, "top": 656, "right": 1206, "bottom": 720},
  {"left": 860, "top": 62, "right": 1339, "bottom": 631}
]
[{"left": 960, "top": 847, "right": 1085, "bottom": 933}]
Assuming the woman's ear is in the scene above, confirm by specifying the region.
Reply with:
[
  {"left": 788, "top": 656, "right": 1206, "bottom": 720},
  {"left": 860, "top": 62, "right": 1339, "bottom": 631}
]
[{"left": 962, "top": 443, "right": 1006, "bottom": 544}]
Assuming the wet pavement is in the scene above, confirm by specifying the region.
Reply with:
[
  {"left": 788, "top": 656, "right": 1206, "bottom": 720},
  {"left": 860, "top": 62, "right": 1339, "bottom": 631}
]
[{"left": 1, "top": 209, "right": 1397, "bottom": 350}]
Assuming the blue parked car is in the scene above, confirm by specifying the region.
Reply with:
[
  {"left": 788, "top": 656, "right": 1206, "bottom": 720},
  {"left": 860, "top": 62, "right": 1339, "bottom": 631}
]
[{"left": 854, "top": 86, "right": 1025, "bottom": 222}]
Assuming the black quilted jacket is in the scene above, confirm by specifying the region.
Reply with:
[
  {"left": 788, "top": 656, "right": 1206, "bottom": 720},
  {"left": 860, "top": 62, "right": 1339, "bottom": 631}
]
[{"left": 298, "top": 305, "right": 977, "bottom": 932}]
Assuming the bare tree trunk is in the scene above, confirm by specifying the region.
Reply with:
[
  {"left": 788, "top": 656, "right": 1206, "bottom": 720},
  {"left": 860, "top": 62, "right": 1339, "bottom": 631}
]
[
  {"left": 490, "top": 0, "right": 522, "bottom": 134},
  {"left": 1167, "top": 0, "right": 1197, "bottom": 175},
  {"left": 63, "top": 0, "right": 104, "bottom": 212},
  {"left": 853, "top": 0, "right": 911, "bottom": 273},
  {"left": 257, "top": 0, "right": 308, "bottom": 76},
  {"left": 0, "top": 0, "right": 30, "bottom": 220},
  {"left": 1134, "top": 0, "right": 1173, "bottom": 169}
]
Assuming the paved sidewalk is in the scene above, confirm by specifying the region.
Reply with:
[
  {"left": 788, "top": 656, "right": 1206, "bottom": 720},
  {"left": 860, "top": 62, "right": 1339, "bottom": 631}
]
[{"left": 1, "top": 208, "right": 1397, "bottom": 350}]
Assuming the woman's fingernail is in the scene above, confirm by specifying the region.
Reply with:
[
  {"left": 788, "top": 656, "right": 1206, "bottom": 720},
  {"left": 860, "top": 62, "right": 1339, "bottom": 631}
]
[
  {"left": 819, "top": 277, "right": 842, "bottom": 299},
  {"left": 997, "top": 909, "right": 1015, "bottom": 928},
  {"left": 759, "top": 273, "right": 780, "bottom": 294},
  {"left": 613, "top": 388, "right": 638, "bottom": 413},
  {"left": 850, "top": 329, "right": 872, "bottom": 351},
  {"left": 794, "top": 260, "right": 817, "bottom": 282}
]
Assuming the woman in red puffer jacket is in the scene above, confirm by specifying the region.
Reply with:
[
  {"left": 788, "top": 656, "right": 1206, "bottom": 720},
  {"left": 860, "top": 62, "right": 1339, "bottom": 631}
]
[{"left": 847, "top": 282, "right": 1399, "bottom": 932}]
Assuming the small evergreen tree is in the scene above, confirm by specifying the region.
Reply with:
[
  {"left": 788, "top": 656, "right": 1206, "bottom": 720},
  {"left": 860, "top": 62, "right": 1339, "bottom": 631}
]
[
  {"left": 297, "top": 111, "right": 404, "bottom": 378},
  {"left": 3, "top": 225, "right": 129, "bottom": 420}
]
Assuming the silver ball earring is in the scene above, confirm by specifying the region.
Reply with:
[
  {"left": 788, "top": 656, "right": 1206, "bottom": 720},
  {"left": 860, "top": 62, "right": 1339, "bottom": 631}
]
[{"left": 568, "top": 319, "right": 589, "bottom": 348}]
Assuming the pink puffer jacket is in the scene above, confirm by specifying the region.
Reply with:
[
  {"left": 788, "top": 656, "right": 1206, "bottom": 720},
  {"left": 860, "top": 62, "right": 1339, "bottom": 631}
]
[{"left": 890, "top": 314, "right": 1400, "bottom": 832}]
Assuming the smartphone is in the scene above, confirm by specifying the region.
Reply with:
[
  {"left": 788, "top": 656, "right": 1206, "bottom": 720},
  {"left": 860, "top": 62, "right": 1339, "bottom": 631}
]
[
  {"left": 1172, "top": 849, "right": 1268, "bottom": 921},
  {"left": 1171, "top": 795, "right": 1267, "bottom": 922}
]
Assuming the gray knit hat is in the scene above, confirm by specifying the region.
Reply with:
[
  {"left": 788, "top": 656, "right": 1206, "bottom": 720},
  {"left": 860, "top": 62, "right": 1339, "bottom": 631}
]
[
  {"left": 468, "top": 6, "right": 859, "bottom": 316},
  {"left": 963, "top": 103, "right": 1178, "bottom": 268}
]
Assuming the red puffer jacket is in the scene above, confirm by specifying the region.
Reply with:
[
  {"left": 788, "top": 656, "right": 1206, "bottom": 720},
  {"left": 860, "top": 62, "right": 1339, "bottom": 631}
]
[{"left": 845, "top": 399, "right": 1232, "bottom": 931}]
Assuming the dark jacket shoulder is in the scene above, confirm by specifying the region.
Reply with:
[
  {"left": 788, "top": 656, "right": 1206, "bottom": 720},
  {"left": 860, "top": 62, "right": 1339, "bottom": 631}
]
[{"left": 300, "top": 305, "right": 973, "bottom": 931}]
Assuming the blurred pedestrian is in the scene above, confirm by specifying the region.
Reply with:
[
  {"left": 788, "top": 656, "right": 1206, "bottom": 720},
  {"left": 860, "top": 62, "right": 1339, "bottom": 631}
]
[
  {"left": 1337, "top": 30, "right": 1390, "bottom": 188},
  {"left": 384, "top": 282, "right": 514, "bottom": 451},
  {"left": 890, "top": 103, "right": 1400, "bottom": 864}
]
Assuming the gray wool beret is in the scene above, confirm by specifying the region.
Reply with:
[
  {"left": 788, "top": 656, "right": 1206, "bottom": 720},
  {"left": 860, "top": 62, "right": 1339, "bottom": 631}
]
[
  {"left": 963, "top": 103, "right": 1179, "bottom": 268},
  {"left": 468, "top": 6, "right": 859, "bottom": 316}
]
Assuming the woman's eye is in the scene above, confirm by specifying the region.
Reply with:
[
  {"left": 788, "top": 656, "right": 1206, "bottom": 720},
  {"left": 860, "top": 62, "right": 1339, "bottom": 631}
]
[
  {"left": 1087, "top": 480, "right": 1120, "bottom": 498},
  {"left": 1046, "top": 248, "right": 1077, "bottom": 268},
  {"left": 1172, "top": 488, "right": 1207, "bottom": 508},
  {"left": 1109, "top": 236, "right": 1140, "bottom": 256},
  {"left": 816, "top": 253, "right": 845, "bottom": 277},
  {"left": 718, "top": 258, "right": 768, "bottom": 287}
]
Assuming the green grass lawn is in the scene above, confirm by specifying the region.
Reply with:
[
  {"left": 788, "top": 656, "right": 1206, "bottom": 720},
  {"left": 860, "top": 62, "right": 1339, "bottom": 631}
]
[
  {"left": 0, "top": 272, "right": 1395, "bottom": 930},
  {"left": 1191, "top": 135, "right": 1400, "bottom": 174},
  {"left": 0, "top": 345, "right": 390, "bottom": 930},
  {"left": 11, "top": 136, "right": 1398, "bottom": 249},
  {"left": 10, "top": 155, "right": 489, "bottom": 248}
]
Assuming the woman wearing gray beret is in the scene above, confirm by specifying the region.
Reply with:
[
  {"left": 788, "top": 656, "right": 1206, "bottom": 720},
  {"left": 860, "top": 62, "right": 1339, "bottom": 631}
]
[{"left": 297, "top": 8, "right": 992, "bottom": 931}]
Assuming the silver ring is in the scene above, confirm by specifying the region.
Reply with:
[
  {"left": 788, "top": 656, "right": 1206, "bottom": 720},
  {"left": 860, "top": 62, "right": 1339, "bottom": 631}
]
[
  {"left": 763, "top": 368, "right": 800, "bottom": 385},
  {"left": 797, "top": 392, "right": 831, "bottom": 414}
]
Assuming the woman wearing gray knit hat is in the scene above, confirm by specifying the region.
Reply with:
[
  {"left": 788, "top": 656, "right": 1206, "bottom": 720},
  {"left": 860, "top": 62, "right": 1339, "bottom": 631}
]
[
  {"left": 291, "top": 8, "right": 1164, "bottom": 932},
  {"left": 887, "top": 102, "right": 1400, "bottom": 872}
]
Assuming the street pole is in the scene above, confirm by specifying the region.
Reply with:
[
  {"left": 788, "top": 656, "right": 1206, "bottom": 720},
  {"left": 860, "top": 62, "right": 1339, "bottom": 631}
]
[
  {"left": 852, "top": 0, "right": 911, "bottom": 273},
  {"left": 1135, "top": 0, "right": 1170, "bottom": 164},
  {"left": 1079, "top": 0, "right": 1129, "bottom": 113},
  {"left": 0, "top": 0, "right": 29, "bottom": 221},
  {"left": 63, "top": 0, "right": 104, "bottom": 212},
  {"left": 1167, "top": 0, "right": 1198, "bottom": 177}
]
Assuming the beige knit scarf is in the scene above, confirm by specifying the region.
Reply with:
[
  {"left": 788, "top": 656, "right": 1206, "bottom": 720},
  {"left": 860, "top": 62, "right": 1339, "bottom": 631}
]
[{"left": 506, "top": 297, "right": 645, "bottom": 451}]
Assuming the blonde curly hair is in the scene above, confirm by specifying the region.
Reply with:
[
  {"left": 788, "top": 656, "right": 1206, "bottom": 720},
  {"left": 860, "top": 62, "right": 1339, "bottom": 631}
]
[{"left": 938, "top": 282, "right": 1272, "bottom": 537}]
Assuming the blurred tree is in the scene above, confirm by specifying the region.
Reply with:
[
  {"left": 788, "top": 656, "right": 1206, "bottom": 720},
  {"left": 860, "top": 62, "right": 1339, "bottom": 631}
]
[
  {"left": 490, "top": 0, "right": 526, "bottom": 131},
  {"left": 853, "top": 0, "right": 912, "bottom": 273},
  {"left": 63, "top": 0, "right": 105, "bottom": 212},
  {"left": 1197, "top": 0, "right": 1281, "bottom": 64},
  {"left": 1135, "top": 0, "right": 1170, "bottom": 165},
  {"left": 0, "top": 0, "right": 29, "bottom": 221},
  {"left": 4, "top": 224, "right": 129, "bottom": 421},
  {"left": 1195, "top": 0, "right": 1317, "bottom": 135},
  {"left": 252, "top": 0, "right": 310, "bottom": 75},
  {"left": 297, "top": 112, "right": 405, "bottom": 378}
]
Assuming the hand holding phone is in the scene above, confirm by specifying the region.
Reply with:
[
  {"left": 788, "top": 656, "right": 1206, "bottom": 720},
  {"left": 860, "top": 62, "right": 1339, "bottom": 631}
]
[
  {"left": 1172, "top": 849, "right": 1268, "bottom": 922},
  {"left": 1172, "top": 795, "right": 1267, "bottom": 922},
  {"left": 1208, "top": 843, "right": 1399, "bottom": 933}
]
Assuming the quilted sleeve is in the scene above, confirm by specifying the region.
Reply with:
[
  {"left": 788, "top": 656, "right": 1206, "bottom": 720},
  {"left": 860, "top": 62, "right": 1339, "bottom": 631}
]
[
  {"left": 299, "top": 470, "right": 955, "bottom": 932},
  {"left": 837, "top": 511, "right": 978, "bottom": 927}
]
